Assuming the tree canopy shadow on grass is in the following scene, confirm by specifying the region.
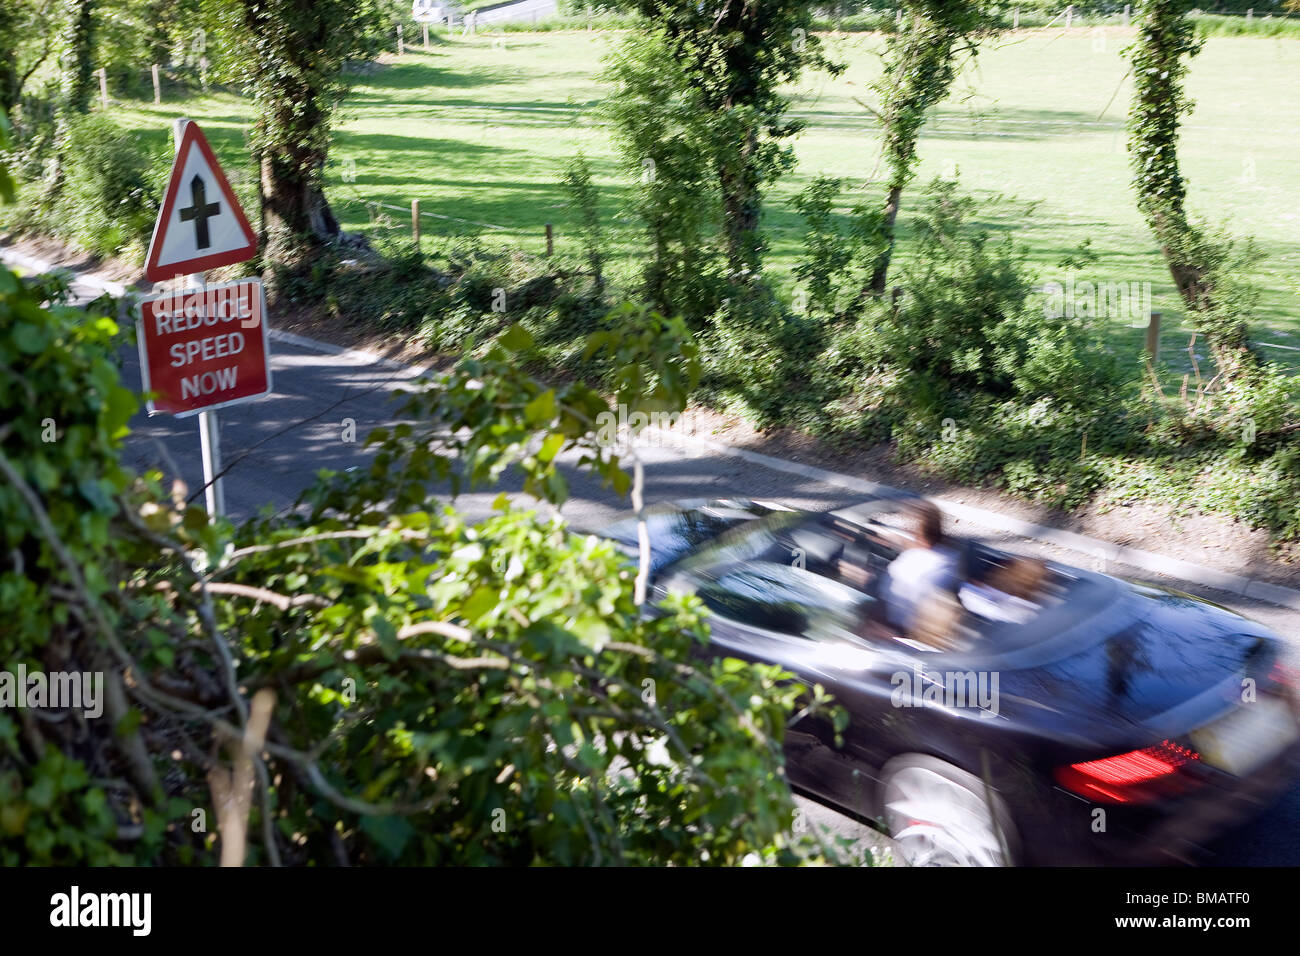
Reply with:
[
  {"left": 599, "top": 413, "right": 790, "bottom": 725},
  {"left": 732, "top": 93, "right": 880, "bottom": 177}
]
[
  {"left": 325, "top": 128, "right": 633, "bottom": 232},
  {"left": 347, "top": 58, "right": 537, "bottom": 95},
  {"left": 784, "top": 104, "right": 1121, "bottom": 143}
]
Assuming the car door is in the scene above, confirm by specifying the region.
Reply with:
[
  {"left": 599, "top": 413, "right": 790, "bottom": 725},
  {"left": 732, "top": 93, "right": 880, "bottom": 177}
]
[{"left": 669, "top": 560, "right": 896, "bottom": 818}]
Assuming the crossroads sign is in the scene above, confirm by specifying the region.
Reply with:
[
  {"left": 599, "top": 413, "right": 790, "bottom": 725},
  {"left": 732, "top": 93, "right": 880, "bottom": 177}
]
[{"left": 144, "top": 120, "right": 257, "bottom": 282}]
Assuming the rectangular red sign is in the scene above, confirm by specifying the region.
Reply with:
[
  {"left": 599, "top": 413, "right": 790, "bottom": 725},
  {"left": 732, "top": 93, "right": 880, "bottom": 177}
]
[{"left": 136, "top": 277, "right": 272, "bottom": 417}]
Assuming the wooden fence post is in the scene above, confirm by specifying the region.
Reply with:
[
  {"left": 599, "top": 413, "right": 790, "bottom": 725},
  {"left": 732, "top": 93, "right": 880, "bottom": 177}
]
[
  {"left": 545, "top": 223, "right": 554, "bottom": 257},
  {"left": 411, "top": 199, "right": 421, "bottom": 250},
  {"left": 397, "top": 24, "right": 404, "bottom": 54},
  {"left": 1145, "top": 312, "right": 1162, "bottom": 359},
  {"left": 96, "top": 68, "right": 108, "bottom": 110},
  {"left": 151, "top": 64, "right": 161, "bottom": 105}
]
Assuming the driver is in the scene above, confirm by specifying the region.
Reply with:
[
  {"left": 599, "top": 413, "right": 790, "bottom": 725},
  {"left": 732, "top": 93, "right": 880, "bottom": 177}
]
[{"left": 880, "top": 500, "right": 962, "bottom": 636}]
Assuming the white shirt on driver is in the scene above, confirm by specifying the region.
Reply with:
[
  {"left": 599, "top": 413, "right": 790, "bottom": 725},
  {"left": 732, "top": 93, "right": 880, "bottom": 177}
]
[{"left": 882, "top": 545, "right": 960, "bottom": 633}]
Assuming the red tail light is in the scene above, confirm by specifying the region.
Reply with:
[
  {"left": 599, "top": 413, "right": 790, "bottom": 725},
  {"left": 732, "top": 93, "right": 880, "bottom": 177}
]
[
  {"left": 1055, "top": 740, "right": 1202, "bottom": 804},
  {"left": 1270, "top": 661, "right": 1299, "bottom": 688}
]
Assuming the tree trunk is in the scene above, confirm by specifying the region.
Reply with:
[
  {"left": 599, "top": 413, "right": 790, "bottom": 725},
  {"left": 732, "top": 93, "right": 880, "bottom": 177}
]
[
  {"left": 260, "top": 151, "right": 339, "bottom": 261},
  {"left": 255, "top": 97, "right": 340, "bottom": 271},
  {"left": 1151, "top": 214, "right": 1253, "bottom": 378},
  {"left": 0, "top": 62, "right": 17, "bottom": 121},
  {"left": 144, "top": 0, "right": 173, "bottom": 69},
  {"left": 240, "top": 0, "right": 348, "bottom": 275},
  {"left": 869, "top": 182, "right": 904, "bottom": 296},
  {"left": 718, "top": 128, "right": 762, "bottom": 287},
  {"left": 0, "top": 5, "right": 19, "bottom": 119},
  {"left": 43, "top": 0, "right": 95, "bottom": 203},
  {"left": 860, "top": 9, "right": 964, "bottom": 300},
  {"left": 62, "top": 0, "right": 95, "bottom": 115}
]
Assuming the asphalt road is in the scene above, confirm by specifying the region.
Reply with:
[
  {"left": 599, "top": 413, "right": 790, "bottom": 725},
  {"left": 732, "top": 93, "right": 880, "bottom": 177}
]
[{"left": 100, "top": 322, "right": 1300, "bottom": 867}]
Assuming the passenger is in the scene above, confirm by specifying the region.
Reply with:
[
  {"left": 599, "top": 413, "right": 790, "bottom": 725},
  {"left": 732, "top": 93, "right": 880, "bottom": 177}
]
[
  {"left": 880, "top": 501, "right": 962, "bottom": 635},
  {"left": 907, "top": 589, "right": 967, "bottom": 651},
  {"left": 959, "top": 556, "right": 1048, "bottom": 624}
]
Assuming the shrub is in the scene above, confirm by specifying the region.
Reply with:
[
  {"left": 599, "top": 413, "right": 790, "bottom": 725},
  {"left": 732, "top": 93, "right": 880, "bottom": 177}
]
[
  {"left": 51, "top": 114, "right": 162, "bottom": 258},
  {"left": 0, "top": 255, "right": 173, "bottom": 864},
  {"left": 561, "top": 154, "right": 605, "bottom": 296},
  {"left": 791, "top": 175, "right": 887, "bottom": 319},
  {"left": 826, "top": 180, "right": 1122, "bottom": 409}
]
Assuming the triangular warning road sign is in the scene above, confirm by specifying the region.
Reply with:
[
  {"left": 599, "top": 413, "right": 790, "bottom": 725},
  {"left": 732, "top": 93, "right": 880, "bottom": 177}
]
[{"left": 145, "top": 121, "right": 257, "bottom": 282}]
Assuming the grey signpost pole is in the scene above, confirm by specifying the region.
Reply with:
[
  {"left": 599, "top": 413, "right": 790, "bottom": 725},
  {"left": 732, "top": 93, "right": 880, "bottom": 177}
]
[
  {"left": 174, "top": 116, "right": 225, "bottom": 520},
  {"left": 197, "top": 378, "right": 224, "bottom": 519}
]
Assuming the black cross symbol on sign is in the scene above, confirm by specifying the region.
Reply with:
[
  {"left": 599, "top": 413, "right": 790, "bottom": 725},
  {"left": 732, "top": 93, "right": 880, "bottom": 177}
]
[{"left": 179, "top": 174, "right": 220, "bottom": 250}]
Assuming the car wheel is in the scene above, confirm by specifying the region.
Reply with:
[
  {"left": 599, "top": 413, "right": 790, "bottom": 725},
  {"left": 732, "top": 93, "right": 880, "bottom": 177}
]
[{"left": 879, "top": 754, "right": 1019, "bottom": 867}]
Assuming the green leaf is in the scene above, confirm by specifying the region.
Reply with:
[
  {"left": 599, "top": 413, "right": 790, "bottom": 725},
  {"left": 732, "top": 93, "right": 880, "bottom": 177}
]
[
  {"left": 524, "top": 390, "right": 556, "bottom": 425},
  {"left": 359, "top": 815, "right": 415, "bottom": 861},
  {"left": 13, "top": 323, "right": 50, "bottom": 355},
  {"left": 498, "top": 324, "right": 534, "bottom": 353},
  {"left": 368, "top": 610, "right": 401, "bottom": 660},
  {"left": 27, "top": 777, "right": 55, "bottom": 810},
  {"left": 537, "top": 432, "right": 565, "bottom": 463},
  {"left": 461, "top": 587, "right": 499, "bottom": 624}
]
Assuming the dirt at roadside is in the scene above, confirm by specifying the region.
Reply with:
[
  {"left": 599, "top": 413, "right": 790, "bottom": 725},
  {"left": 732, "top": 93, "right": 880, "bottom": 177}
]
[{"left": 5, "top": 232, "right": 1298, "bottom": 589}]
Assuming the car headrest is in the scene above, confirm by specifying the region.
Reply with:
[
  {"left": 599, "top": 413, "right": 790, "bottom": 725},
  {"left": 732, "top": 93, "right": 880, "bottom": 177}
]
[{"left": 789, "top": 528, "right": 844, "bottom": 568}]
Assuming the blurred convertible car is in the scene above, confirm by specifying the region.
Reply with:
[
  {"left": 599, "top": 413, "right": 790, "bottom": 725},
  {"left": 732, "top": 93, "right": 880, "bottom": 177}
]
[{"left": 602, "top": 494, "right": 1300, "bottom": 866}]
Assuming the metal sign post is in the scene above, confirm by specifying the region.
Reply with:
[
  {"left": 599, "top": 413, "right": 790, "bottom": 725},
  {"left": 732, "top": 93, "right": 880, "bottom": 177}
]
[
  {"left": 195, "top": 310, "right": 225, "bottom": 519},
  {"left": 174, "top": 119, "right": 223, "bottom": 519}
]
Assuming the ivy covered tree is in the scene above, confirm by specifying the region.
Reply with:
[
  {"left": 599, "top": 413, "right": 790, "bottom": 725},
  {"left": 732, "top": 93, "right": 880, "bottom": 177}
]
[
  {"left": 34, "top": 0, "right": 98, "bottom": 198},
  {"left": 610, "top": 0, "right": 841, "bottom": 310},
  {"left": 863, "top": 0, "right": 999, "bottom": 297},
  {"left": 1126, "top": 0, "right": 1258, "bottom": 381},
  {"left": 0, "top": 4, "right": 25, "bottom": 120},
  {"left": 208, "top": 0, "right": 386, "bottom": 271},
  {"left": 60, "top": 0, "right": 97, "bottom": 116},
  {"left": 603, "top": 32, "right": 725, "bottom": 325}
]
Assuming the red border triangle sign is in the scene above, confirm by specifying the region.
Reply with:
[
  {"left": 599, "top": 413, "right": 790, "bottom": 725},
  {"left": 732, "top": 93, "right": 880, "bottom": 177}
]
[{"left": 145, "top": 121, "right": 257, "bottom": 282}]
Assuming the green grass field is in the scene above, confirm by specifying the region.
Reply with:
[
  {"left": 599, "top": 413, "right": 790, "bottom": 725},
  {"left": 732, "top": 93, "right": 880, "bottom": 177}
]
[{"left": 107, "top": 26, "right": 1300, "bottom": 374}]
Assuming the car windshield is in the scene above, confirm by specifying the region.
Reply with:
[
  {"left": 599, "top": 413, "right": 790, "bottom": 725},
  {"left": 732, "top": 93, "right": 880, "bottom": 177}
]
[
  {"left": 692, "top": 561, "right": 877, "bottom": 647},
  {"left": 663, "top": 502, "right": 1086, "bottom": 655}
]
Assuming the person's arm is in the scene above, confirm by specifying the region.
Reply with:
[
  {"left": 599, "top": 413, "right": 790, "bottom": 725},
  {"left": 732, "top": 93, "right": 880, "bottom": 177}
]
[{"left": 836, "top": 557, "right": 872, "bottom": 591}]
